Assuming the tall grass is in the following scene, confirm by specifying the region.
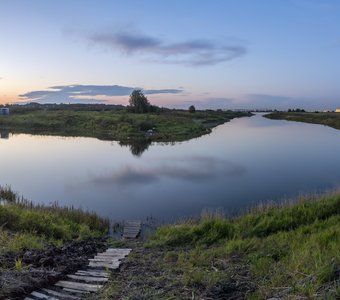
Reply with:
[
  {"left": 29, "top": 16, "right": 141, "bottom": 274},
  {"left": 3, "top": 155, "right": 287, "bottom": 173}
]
[
  {"left": 147, "top": 191, "right": 340, "bottom": 298},
  {"left": 0, "top": 185, "right": 109, "bottom": 251}
]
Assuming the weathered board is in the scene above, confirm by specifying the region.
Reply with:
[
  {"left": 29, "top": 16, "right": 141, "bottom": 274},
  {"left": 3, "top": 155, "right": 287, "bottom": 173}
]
[
  {"left": 55, "top": 281, "right": 103, "bottom": 292},
  {"left": 75, "top": 270, "right": 109, "bottom": 277},
  {"left": 67, "top": 274, "right": 109, "bottom": 283},
  {"left": 122, "top": 220, "right": 142, "bottom": 239},
  {"left": 42, "top": 288, "right": 81, "bottom": 299},
  {"left": 25, "top": 223, "right": 139, "bottom": 299}
]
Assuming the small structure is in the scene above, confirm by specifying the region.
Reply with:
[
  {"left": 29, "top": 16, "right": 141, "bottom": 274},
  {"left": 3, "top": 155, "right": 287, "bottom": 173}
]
[
  {"left": 145, "top": 129, "right": 154, "bottom": 137},
  {"left": 0, "top": 107, "right": 9, "bottom": 116},
  {"left": 335, "top": 108, "right": 340, "bottom": 113}
]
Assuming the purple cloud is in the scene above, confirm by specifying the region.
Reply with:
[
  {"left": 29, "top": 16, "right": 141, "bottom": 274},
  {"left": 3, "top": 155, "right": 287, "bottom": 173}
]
[{"left": 89, "top": 31, "right": 247, "bottom": 66}]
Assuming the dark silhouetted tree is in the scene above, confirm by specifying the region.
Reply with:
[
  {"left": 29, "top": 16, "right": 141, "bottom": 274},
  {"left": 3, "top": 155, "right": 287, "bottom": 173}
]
[
  {"left": 128, "top": 90, "right": 150, "bottom": 113},
  {"left": 189, "top": 105, "right": 196, "bottom": 113}
]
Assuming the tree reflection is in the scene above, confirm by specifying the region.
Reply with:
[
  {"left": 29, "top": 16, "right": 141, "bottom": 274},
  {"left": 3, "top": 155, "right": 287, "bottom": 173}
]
[
  {"left": 0, "top": 130, "right": 10, "bottom": 139},
  {"left": 119, "top": 139, "right": 152, "bottom": 157}
]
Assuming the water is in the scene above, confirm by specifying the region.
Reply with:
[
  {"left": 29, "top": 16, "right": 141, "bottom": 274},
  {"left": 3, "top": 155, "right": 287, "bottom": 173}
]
[{"left": 1, "top": 114, "right": 339, "bottom": 221}]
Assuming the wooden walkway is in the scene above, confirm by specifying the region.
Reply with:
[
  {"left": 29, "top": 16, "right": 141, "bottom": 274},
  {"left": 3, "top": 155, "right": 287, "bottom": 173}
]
[
  {"left": 122, "top": 220, "right": 142, "bottom": 239},
  {"left": 24, "top": 221, "right": 142, "bottom": 300}
]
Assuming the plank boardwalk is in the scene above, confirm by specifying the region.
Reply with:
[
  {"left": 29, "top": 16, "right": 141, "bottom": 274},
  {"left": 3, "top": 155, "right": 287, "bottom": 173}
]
[
  {"left": 122, "top": 220, "right": 142, "bottom": 239},
  {"left": 24, "top": 220, "right": 141, "bottom": 299}
]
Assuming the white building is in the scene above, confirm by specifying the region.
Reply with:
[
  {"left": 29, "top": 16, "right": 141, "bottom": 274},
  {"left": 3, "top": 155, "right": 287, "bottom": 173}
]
[
  {"left": 335, "top": 108, "right": 340, "bottom": 113},
  {"left": 0, "top": 108, "right": 9, "bottom": 115}
]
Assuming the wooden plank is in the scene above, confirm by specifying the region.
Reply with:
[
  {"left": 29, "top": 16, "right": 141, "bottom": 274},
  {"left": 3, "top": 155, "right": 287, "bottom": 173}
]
[
  {"left": 75, "top": 270, "right": 109, "bottom": 277},
  {"left": 62, "top": 288, "right": 89, "bottom": 295},
  {"left": 55, "top": 281, "right": 103, "bottom": 292},
  {"left": 122, "top": 221, "right": 141, "bottom": 238},
  {"left": 125, "top": 221, "right": 141, "bottom": 225},
  {"left": 31, "top": 291, "right": 59, "bottom": 299},
  {"left": 98, "top": 250, "right": 129, "bottom": 254},
  {"left": 42, "top": 288, "right": 81, "bottom": 300},
  {"left": 88, "top": 261, "right": 120, "bottom": 269},
  {"left": 123, "top": 233, "right": 139, "bottom": 238},
  {"left": 94, "top": 254, "right": 124, "bottom": 259},
  {"left": 90, "top": 257, "right": 120, "bottom": 261},
  {"left": 96, "top": 252, "right": 126, "bottom": 256},
  {"left": 124, "top": 227, "right": 140, "bottom": 230},
  {"left": 106, "top": 248, "right": 132, "bottom": 251},
  {"left": 67, "top": 274, "right": 108, "bottom": 283},
  {"left": 123, "top": 232, "right": 140, "bottom": 236},
  {"left": 123, "top": 230, "right": 140, "bottom": 234}
]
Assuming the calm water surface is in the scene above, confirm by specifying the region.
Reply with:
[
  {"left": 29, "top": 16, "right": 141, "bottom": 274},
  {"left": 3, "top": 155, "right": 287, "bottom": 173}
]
[{"left": 1, "top": 114, "right": 339, "bottom": 221}]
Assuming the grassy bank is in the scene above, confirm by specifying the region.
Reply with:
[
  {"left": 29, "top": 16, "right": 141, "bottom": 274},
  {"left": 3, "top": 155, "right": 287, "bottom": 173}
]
[
  {"left": 101, "top": 192, "right": 340, "bottom": 299},
  {"left": 0, "top": 185, "right": 109, "bottom": 254},
  {"left": 265, "top": 112, "right": 340, "bottom": 130},
  {"left": 0, "top": 108, "right": 252, "bottom": 142}
]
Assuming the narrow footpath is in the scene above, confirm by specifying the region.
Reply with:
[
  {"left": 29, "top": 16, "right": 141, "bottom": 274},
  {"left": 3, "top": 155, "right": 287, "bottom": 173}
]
[{"left": 24, "top": 220, "right": 142, "bottom": 300}]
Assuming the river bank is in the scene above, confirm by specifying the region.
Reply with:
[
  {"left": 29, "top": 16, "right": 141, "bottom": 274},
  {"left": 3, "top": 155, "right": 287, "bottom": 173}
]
[
  {"left": 0, "top": 107, "right": 252, "bottom": 143},
  {"left": 0, "top": 185, "right": 110, "bottom": 299},
  {"left": 1, "top": 186, "right": 339, "bottom": 298},
  {"left": 98, "top": 191, "right": 340, "bottom": 299},
  {"left": 264, "top": 111, "right": 340, "bottom": 130}
]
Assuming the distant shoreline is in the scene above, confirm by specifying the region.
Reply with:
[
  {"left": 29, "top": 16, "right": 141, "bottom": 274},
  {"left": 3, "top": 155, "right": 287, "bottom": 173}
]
[
  {"left": 0, "top": 107, "right": 253, "bottom": 143},
  {"left": 264, "top": 111, "right": 340, "bottom": 130}
]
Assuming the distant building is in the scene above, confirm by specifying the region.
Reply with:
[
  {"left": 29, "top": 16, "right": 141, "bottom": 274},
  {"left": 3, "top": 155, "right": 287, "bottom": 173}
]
[
  {"left": 336, "top": 108, "right": 340, "bottom": 113},
  {"left": 0, "top": 108, "right": 9, "bottom": 115}
]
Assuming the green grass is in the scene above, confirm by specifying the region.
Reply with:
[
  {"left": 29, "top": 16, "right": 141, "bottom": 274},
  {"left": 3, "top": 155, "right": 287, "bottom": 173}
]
[
  {"left": 0, "top": 185, "right": 109, "bottom": 255},
  {"left": 265, "top": 112, "right": 340, "bottom": 130},
  {"left": 0, "top": 109, "right": 252, "bottom": 142},
  {"left": 145, "top": 192, "right": 340, "bottom": 299}
]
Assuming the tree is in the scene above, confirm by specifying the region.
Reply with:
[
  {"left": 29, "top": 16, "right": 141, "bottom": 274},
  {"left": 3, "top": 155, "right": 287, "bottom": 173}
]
[
  {"left": 128, "top": 90, "right": 150, "bottom": 113},
  {"left": 189, "top": 105, "right": 196, "bottom": 113}
]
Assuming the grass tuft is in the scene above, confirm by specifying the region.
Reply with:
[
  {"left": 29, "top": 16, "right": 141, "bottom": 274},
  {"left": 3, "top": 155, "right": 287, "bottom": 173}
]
[{"left": 147, "top": 191, "right": 340, "bottom": 298}]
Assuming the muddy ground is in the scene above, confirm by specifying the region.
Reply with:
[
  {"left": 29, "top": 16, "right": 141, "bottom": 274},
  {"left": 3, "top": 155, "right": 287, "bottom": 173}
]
[{"left": 0, "top": 237, "right": 107, "bottom": 299}]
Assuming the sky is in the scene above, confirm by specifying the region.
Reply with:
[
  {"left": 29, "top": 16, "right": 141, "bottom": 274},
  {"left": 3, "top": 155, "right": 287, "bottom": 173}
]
[{"left": 1, "top": 0, "right": 340, "bottom": 110}]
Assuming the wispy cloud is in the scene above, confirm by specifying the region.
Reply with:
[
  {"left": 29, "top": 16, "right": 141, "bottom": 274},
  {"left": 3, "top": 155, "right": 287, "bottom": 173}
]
[
  {"left": 177, "top": 97, "right": 235, "bottom": 109},
  {"left": 89, "top": 31, "right": 248, "bottom": 66},
  {"left": 88, "top": 156, "right": 246, "bottom": 187},
  {"left": 20, "top": 84, "right": 182, "bottom": 104}
]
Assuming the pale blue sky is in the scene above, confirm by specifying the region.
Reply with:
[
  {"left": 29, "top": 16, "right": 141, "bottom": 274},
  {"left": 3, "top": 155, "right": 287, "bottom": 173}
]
[{"left": 1, "top": 0, "right": 339, "bottom": 109}]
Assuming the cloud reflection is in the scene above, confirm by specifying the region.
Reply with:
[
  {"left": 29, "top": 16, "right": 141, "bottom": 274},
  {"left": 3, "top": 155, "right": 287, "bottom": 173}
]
[{"left": 89, "top": 156, "right": 246, "bottom": 187}]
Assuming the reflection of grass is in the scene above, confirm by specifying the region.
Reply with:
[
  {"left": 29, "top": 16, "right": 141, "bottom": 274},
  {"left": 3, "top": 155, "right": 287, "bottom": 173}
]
[
  {"left": 265, "top": 112, "right": 340, "bottom": 130},
  {"left": 0, "top": 185, "right": 109, "bottom": 255},
  {"left": 0, "top": 109, "right": 252, "bottom": 142},
  {"left": 103, "top": 192, "right": 339, "bottom": 299}
]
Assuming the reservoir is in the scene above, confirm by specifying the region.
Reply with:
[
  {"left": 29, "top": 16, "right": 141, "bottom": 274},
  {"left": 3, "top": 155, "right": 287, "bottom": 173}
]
[{"left": 1, "top": 114, "right": 339, "bottom": 221}]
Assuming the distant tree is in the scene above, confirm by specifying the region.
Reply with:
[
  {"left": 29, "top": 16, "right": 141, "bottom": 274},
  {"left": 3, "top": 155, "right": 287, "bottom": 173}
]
[
  {"left": 189, "top": 105, "right": 196, "bottom": 113},
  {"left": 128, "top": 90, "right": 150, "bottom": 113}
]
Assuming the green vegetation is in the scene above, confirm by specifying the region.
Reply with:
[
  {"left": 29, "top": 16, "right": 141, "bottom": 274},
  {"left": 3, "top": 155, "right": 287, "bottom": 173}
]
[
  {"left": 101, "top": 192, "right": 340, "bottom": 299},
  {"left": 265, "top": 111, "right": 340, "bottom": 130},
  {"left": 0, "top": 105, "right": 252, "bottom": 143},
  {"left": 0, "top": 185, "right": 109, "bottom": 254}
]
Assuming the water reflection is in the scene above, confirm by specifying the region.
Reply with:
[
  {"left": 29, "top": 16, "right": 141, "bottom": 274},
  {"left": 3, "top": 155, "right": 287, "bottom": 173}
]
[
  {"left": 0, "top": 130, "right": 10, "bottom": 139},
  {"left": 86, "top": 156, "right": 246, "bottom": 187},
  {"left": 0, "top": 114, "right": 339, "bottom": 221},
  {"left": 118, "top": 139, "right": 152, "bottom": 157}
]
